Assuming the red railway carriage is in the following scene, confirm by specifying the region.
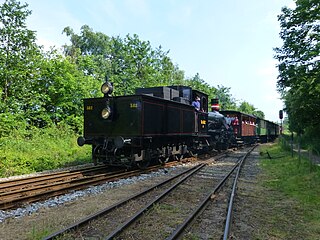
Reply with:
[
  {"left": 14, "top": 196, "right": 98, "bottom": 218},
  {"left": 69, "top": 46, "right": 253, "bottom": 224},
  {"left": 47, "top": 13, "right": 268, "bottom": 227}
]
[{"left": 220, "top": 110, "right": 257, "bottom": 144}]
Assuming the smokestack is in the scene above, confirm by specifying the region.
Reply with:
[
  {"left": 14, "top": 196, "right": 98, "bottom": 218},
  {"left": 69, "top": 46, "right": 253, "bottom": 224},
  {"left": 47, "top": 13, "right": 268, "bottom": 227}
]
[{"left": 211, "top": 98, "right": 220, "bottom": 111}]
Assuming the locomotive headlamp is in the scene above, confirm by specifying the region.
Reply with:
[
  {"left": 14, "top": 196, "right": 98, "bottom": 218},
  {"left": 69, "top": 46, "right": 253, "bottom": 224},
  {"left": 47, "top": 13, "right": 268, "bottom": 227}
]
[
  {"left": 101, "top": 82, "right": 113, "bottom": 95},
  {"left": 101, "top": 107, "right": 111, "bottom": 119}
]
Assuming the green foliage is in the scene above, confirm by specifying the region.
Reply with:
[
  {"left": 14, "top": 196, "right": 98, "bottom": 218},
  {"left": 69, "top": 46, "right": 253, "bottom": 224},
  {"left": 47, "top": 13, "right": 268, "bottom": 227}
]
[
  {"left": 35, "top": 50, "right": 101, "bottom": 128},
  {"left": 275, "top": 0, "right": 320, "bottom": 136},
  {"left": 0, "top": 2, "right": 101, "bottom": 132},
  {"left": 254, "top": 110, "right": 265, "bottom": 119},
  {"left": 215, "top": 85, "right": 237, "bottom": 110},
  {"left": 28, "top": 225, "right": 53, "bottom": 240},
  {"left": 0, "top": 125, "right": 91, "bottom": 177},
  {"left": 0, "top": 0, "right": 41, "bottom": 112},
  {"left": 238, "top": 101, "right": 256, "bottom": 114},
  {"left": 185, "top": 74, "right": 249, "bottom": 113},
  {"left": 237, "top": 100, "right": 265, "bottom": 118},
  {"left": 0, "top": 112, "right": 27, "bottom": 137},
  {"left": 185, "top": 73, "right": 217, "bottom": 106},
  {"left": 62, "top": 26, "right": 185, "bottom": 96}
]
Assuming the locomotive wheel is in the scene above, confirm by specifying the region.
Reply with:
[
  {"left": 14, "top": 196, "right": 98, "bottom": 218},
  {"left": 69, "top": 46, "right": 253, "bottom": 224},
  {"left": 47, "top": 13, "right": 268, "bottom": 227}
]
[
  {"left": 176, "top": 154, "right": 183, "bottom": 161},
  {"left": 158, "top": 156, "right": 169, "bottom": 165},
  {"left": 136, "top": 159, "right": 150, "bottom": 169},
  {"left": 92, "top": 145, "right": 103, "bottom": 165},
  {"left": 92, "top": 146, "right": 98, "bottom": 165},
  {"left": 136, "top": 150, "right": 152, "bottom": 169}
]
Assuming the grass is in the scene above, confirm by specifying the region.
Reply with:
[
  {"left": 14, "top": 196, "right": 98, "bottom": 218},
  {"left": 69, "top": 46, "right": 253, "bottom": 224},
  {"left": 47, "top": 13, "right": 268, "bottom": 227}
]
[
  {"left": 258, "top": 140, "right": 320, "bottom": 239},
  {"left": 0, "top": 125, "right": 91, "bottom": 177},
  {"left": 27, "top": 225, "right": 54, "bottom": 240}
]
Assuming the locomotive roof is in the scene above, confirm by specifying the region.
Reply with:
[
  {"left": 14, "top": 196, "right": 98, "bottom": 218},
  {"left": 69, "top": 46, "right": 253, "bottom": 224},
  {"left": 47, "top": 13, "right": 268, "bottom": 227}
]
[
  {"left": 83, "top": 94, "right": 195, "bottom": 106},
  {"left": 257, "top": 117, "right": 280, "bottom": 126}
]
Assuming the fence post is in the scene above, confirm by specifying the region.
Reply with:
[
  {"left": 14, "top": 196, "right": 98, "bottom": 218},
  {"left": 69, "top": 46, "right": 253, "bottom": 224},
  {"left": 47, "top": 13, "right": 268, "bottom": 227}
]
[
  {"left": 291, "top": 132, "right": 294, "bottom": 158},
  {"left": 298, "top": 133, "right": 301, "bottom": 165}
]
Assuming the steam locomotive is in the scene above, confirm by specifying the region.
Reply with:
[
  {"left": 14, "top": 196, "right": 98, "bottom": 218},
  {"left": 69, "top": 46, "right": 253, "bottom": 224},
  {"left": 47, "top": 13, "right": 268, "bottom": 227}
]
[{"left": 77, "top": 80, "right": 279, "bottom": 168}]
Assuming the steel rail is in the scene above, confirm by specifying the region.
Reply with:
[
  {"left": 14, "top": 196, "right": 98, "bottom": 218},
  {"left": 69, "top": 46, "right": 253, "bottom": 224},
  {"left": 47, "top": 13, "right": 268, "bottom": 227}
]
[
  {"left": 166, "top": 157, "right": 241, "bottom": 239},
  {"left": 222, "top": 145, "right": 256, "bottom": 240},
  {"left": 0, "top": 167, "right": 132, "bottom": 199},
  {"left": 0, "top": 165, "right": 108, "bottom": 187},
  {"left": 166, "top": 146, "right": 256, "bottom": 240},
  {"left": 0, "top": 167, "right": 122, "bottom": 195},
  {"left": 104, "top": 163, "right": 206, "bottom": 240},
  {"left": 43, "top": 163, "right": 205, "bottom": 240},
  {"left": 0, "top": 164, "right": 174, "bottom": 210}
]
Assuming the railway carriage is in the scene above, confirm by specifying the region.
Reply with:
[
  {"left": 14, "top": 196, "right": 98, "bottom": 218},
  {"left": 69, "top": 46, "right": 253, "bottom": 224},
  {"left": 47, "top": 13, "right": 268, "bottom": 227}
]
[
  {"left": 219, "top": 110, "right": 257, "bottom": 145},
  {"left": 256, "top": 118, "right": 280, "bottom": 143}
]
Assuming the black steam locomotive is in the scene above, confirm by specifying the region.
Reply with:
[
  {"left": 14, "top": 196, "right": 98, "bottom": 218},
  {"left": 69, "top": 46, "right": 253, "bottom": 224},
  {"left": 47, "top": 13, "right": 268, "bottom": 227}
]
[
  {"left": 77, "top": 81, "right": 233, "bottom": 168},
  {"left": 77, "top": 80, "right": 279, "bottom": 168}
]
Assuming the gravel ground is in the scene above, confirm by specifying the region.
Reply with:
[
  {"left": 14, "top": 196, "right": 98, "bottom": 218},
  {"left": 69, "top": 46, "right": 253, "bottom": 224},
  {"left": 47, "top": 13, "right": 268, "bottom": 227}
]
[{"left": 0, "top": 145, "right": 314, "bottom": 239}]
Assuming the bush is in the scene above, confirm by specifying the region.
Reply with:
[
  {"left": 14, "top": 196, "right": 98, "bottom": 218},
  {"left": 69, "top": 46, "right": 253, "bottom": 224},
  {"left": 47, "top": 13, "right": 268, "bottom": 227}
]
[
  {"left": 0, "top": 113, "right": 28, "bottom": 137},
  {"left": 0, "top": 124, "right": 91, "bottom": 177}
]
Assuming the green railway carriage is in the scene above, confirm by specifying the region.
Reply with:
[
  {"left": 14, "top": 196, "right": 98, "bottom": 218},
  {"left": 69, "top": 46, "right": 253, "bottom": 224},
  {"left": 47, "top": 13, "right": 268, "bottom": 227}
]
[{"left": 256, "top": 118, "right": 280, "bottom": 143}]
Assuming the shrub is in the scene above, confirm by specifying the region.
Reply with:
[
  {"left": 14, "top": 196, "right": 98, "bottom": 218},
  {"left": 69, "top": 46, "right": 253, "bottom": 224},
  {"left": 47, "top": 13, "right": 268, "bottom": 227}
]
[{"left": 0, "top": 124, "right": 91, "bottom": 177}]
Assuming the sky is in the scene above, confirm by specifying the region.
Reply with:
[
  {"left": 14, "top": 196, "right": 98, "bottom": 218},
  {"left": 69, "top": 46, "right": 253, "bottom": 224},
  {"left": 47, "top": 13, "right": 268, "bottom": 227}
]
[{"left": 6, "top": 0, "right": 296, "bottom": 122}]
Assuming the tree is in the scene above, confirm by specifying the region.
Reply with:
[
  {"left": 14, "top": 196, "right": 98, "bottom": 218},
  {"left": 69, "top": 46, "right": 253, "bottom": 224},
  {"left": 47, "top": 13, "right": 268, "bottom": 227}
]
[
  {"left": 0, "top": 0, "right": 40, "bottom": 111},
  {"left": 274, "top": 0, "right": 320, "bottom": 135},
  {"left": 63, "top": 26, "right": 182, "bottom": 96},
  {"left": 237, "top": 101, "right": 265, "bottom": 118},
  {"left": 215, "top": 85, "right": 237, "bottom": 110},
  {"left": 238, "top": 101, "right": 256, "bottom": 115},
  {"left": 0, "top": 2, "right": 100, "bottom": 131},
  {"left": 36, "top": 50, "right": 101, "bottom": 129},
  {"left": 254, "top": 110, "right": 265, "bottom": 119}
]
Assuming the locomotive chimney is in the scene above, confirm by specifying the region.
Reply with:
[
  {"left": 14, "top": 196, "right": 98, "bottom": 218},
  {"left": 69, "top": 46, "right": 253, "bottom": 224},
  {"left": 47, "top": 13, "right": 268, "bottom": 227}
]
[{"left": 211, "top": 98, "right": 220, "bottom": 111}]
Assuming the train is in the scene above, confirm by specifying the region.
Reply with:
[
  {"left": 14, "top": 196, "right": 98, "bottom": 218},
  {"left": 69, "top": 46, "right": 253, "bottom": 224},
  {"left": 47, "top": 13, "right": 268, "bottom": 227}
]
[
  {"left": 220, "top": 110, "right": 280, "bottom": 145},
  {"left": 77, "top": 80, "right": 280, "bottom": 168}
]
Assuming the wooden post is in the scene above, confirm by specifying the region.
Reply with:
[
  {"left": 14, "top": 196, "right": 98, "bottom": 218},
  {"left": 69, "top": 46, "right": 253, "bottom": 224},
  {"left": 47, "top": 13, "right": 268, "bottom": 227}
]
[
  {"left": 298, "top": 133, "right": 301, "bottom": 165},
  {"left": 291, "top": 132, "right": 294, "bottom": 158}
]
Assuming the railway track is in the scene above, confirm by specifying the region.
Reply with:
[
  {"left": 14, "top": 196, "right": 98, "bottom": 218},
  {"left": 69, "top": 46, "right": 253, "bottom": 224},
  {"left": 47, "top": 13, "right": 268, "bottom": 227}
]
[
  {"left": 0, "top": 162, "right": 182, "bottom": 210},
  {"left": 43, "top": 147, "right": 254, "bottom": 239}
]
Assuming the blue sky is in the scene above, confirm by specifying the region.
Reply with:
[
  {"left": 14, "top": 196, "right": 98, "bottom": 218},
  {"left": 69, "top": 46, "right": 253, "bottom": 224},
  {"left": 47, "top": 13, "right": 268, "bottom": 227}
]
[{"left": 14, "top": 0, "right": 295, "bottom": 122}]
